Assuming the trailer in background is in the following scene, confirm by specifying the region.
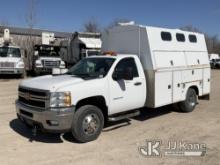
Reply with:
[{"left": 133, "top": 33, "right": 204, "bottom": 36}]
[{"left": 60, "top": 32, "right": 101, "bottom": 68}]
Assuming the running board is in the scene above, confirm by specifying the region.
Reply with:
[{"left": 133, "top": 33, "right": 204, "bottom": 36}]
[{"left": 108, "top": 110, "right": 140, "bottom": 122}]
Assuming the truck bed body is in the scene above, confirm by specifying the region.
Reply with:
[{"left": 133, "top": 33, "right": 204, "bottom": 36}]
[{"left": 102, "top": 25, "right": 210, "bottom": 108}]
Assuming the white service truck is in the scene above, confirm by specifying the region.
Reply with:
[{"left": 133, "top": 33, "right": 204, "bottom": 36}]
[
  {"left": 16, "top": 24, "right": 210, "bottom": 142},
  {"left": 33, "top": 32, "right": 66, "bottom": 74},
  {"left": 0, "top": 29, "right": 24, "bottom": 77}
]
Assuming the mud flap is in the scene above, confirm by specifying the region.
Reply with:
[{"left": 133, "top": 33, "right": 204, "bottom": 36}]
[{"left": 199, "top": 94, "right": 210, "bottom": 100}]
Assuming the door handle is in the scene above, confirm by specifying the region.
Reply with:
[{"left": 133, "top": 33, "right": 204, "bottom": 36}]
[{"left": 134, "top": 82, "right": 142, "bottom": 86}]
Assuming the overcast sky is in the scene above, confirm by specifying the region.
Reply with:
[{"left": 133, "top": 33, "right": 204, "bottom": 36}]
[{"left": 0, "top": 0, "right": 219, "bottom": 37}]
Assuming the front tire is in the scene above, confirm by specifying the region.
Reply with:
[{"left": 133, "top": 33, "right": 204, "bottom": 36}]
[
  {"left": 179, "top": 88, "right": 198, "bottom": 113},
  {"left": 71, "top": 105, "right": 104, "bottom": 143}
]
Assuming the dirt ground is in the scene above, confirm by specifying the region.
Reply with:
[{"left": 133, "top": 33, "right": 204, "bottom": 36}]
[{"left": 0, "top": 70, "right": 219, "bottom": 165}]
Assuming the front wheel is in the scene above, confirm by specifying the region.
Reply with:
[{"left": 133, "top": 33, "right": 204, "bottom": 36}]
[
  {"left": 179, "top": 88, "right": 198, "bottom": 113},
  {"left": 71, "top": 105, "right": 104, "bottom": 143}
]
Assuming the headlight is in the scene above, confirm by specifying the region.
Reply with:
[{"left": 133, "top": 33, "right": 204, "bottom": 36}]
[
  {"left": 35, "top": 60, "right": 42, "bottom": 67},
  {"left": 50, "top": 92, "right": 71, "bottom": 108},
  {"left": 60, "top": 61, "right": 65, "bottom": 68},
  {"left": 17, "top": 62, "right": 24, "bottom": 68},
  {"left": 16, "top": 60, "right": 24, "bottom": 68}
]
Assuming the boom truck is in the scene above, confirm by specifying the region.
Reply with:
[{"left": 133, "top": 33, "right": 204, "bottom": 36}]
[
  {"left": 33, "top": 32, "right": 66, "bottom": 75},
  {"left": 0, "top": 29, "right": 24, "bottom": 77},
  {"left": 16, "top": 24, "right": 210, "bottom": 142}
]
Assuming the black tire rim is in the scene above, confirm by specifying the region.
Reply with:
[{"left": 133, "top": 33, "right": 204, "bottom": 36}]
[{"left": 82, "top": 113, "right": 100, "bottom": 135}]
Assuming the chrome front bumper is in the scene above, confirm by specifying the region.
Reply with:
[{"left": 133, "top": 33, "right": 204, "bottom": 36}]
[
  {"left": 0, "top": 68, "right": 24, "bottom": 74},
  {"left": 16, "top": 100, "right": 75, "bottom": 133}
]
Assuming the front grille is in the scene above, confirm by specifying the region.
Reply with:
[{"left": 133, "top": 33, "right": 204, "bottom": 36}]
[
  {"left": 18, "top": 87, "right": 49, "bottom": 109},
  {"left": 43, "top": 60, "right": 60, "bottom": 68},
  {"left": 0, "top": 62, "right": 15, "bottom": 68}
]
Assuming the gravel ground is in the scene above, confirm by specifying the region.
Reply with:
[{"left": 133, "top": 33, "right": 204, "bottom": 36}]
[{"left": 0, "top": 70, "right": 219, "bottom": 165}]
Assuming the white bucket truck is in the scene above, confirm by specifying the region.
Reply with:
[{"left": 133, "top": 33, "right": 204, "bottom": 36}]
[
  {"left": 0, "top": 29, "right": 24, "bottom": 77},
  {"left": 16, "top": 24, "right": 210, "bottom": 142},
  {"left": 33, "top": 32, "right": 66, "bottom": 74}
]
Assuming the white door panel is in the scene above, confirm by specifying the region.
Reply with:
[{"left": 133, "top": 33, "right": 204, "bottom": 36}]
[
  {"left": 182, "top": 69, "right": 203, "bottom": 82},
  {"left": 155, "top": 72, "right": 172, "bottom": 107},
  {"left": 109, "top": 77, "right": 145, "bottom": 114},
  {"left": 203, "top": 68, "right": 211, "bottom": 94},
  {"left": 154, "top": 51, "right": 186, "bottom": 69}
]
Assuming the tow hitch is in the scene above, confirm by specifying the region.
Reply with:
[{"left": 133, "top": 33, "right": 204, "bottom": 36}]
[{"left": 29, "top": 125, "right": 38, "bottom": 142}]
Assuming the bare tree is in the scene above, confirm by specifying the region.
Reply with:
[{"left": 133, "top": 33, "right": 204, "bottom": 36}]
[
  {"left": 0, "top": 20, "right": 10, "bottom": 33},
  {"left": 180, "top": 25, "right": 202, "bottom": 33},
  {"left": 83, "top": 19, "right": 100, "bottom": 33},
  {"left": 181, "top": 25, "right": 220, "bottom": 54},
  {"left": 25, "top": 0, "right": 37, "bottom": 71}
]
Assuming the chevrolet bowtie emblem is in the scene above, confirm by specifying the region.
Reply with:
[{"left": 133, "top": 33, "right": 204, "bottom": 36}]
[{"left": 24, "top": 92, "right": 30, "bottom": 101}]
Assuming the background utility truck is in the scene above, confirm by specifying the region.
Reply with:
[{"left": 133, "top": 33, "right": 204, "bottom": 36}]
[
  {"left": 209, "top": 53, "right": 220, "bottom": 69},
  {"left": 60, "top": 32, "right": 101, "bottom": 68},
  {"left": 0, "top": 29, "right": 24, "bottom": 77},
  {"left": 33, "top": 32, "right": 66, "bottom": 74},
  {"left": 16, "top": 24, "right": 210, "bottom": 143}
]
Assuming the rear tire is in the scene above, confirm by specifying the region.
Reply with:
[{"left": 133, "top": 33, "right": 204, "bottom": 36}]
[
  {"left": 179, "top": 88, "right": 198, "bottom": 113},
  {"left": 71, "top": 105, "right": 104, "bottom": 143}
]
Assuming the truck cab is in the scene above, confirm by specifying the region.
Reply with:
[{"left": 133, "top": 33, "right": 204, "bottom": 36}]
[
  {"left": 33, "top": 32, "right": 66, "bottom": 75},
  {"left": 33, "top": 44, "right": 65, "bottom": 74},
  {"left": 0, "top": 29, "right": 24, "bottom": 76}
]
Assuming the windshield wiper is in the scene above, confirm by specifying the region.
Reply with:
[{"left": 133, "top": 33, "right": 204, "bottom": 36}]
[{"left": 68, "top": 73, "right": 101, "bottom": 79}]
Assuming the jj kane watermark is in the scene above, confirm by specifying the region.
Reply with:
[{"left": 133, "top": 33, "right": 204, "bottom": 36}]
[{"left": 139, "top": 140, "right": 206, "bottom": 157}]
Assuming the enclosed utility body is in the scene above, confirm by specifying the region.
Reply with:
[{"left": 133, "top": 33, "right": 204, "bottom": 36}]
[{"left": 102, "top": 24, "right": 210, "bottom": 107}]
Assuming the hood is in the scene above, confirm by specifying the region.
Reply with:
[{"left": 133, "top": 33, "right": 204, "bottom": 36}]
[
  {"left": 19, "top": 75, "right": 84, "bottom": 92},
  {"left": 0, "top": 57, "right": 22, "bottom": 63}
]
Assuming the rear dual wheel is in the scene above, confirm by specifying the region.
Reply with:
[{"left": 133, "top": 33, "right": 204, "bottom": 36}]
[{"left": 179, "top": 88, "right": 198, "bottom": 113}]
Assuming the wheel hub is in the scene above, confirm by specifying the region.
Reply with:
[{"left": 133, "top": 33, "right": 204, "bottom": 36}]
[
  {"left": 83, "top": 114, "right": 99, "bottom": 135},
  {"left": 189, "top": 94, "right": 196, "bottom": 107}
]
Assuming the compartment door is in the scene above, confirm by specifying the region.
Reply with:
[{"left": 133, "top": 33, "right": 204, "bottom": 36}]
[
  {"left": 155, "top": 72, "right": 172, "bottom": 107},
  {"left": 173, "top": 71, "right": 183, "bottom": 102},
  {"left": 203, "top": 68, "right": 211, "bottom": 95}
]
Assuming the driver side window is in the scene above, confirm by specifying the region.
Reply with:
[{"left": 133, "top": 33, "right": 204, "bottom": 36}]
[{"left": 114, "top": 58, "right": 139, "bottom": 77}]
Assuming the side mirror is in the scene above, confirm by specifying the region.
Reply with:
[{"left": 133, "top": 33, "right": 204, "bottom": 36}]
[
  {"left": 113, "top": 67, "right": 134, "bottom": 81},
  {"left": 20, "top": 49, "right": 25, "bottom": 58},
  {"left": 34, "top": 51, "right": 39, "bottom": 56}
]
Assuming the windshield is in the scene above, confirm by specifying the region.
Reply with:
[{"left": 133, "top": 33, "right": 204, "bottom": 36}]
[
  {"left": 0, "top": 47, "right": 21, "bottom": 58},
  {"left": 87, "top": 51, "right": 101, "bottom": 56},
  {"left": 35, "top": 45, "right": 60, "bottom": 57},
  {"left": 67, "top": 58, "right": 115, "bottom": 79}
]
